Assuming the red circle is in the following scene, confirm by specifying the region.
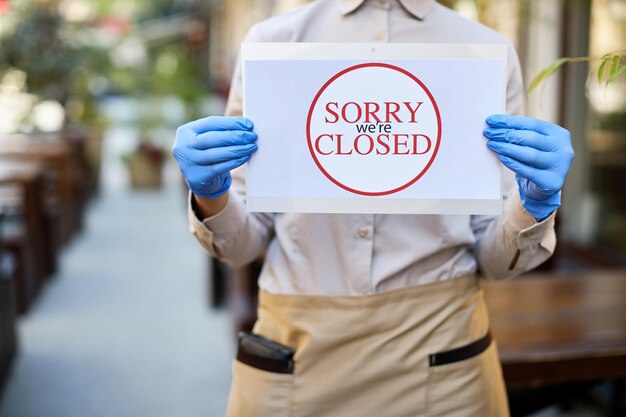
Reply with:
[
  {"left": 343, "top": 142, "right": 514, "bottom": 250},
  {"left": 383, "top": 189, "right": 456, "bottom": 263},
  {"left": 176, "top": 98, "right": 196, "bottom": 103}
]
[{"left": 306, "top": 63, "right": 442, "bottom": 196}]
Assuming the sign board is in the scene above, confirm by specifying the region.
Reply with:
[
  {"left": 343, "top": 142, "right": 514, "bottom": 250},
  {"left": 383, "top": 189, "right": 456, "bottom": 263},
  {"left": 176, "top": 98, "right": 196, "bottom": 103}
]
[{"left": 242, "top": 43, "right": 507, "bottom": 214}]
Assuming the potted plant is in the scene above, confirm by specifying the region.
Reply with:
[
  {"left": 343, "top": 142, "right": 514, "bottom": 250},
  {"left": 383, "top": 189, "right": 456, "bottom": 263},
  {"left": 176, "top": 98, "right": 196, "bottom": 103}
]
[
  {"left": 124, "top": 141, "right": 165, "bottom": 189},
  {"left": 122, "top": 115, "right": 166, "bottom": 189}
]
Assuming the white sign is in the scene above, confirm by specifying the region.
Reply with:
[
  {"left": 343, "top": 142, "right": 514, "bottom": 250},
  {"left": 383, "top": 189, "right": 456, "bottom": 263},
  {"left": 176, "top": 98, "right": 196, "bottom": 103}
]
[{"left": 242, "top": 43, "right": 507, "bottom": 214}]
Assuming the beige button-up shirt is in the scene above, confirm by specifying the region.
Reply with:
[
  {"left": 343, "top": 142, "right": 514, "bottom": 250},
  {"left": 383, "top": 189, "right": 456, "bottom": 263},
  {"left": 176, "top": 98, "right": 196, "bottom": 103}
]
[{"left": 189, "top": 0, "right": 556, "bottom": 295}]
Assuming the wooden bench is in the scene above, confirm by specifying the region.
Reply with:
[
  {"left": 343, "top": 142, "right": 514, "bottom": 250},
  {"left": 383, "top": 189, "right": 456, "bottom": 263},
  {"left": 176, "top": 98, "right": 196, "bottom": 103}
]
[
  {"left": 0, "top": 210, "right": 19, "bottom": 390},
  {"left": 0, "top": 132, "right": 87, "bottom": 245},
  {"left": 0, "top": 161, "right": 64, "bottom": 313},
  {"left": 0, "top": 163, "right": 55, "bottom": 270},
  {"left": 0, "top": 181, "right": 38, "bottom": 314}
]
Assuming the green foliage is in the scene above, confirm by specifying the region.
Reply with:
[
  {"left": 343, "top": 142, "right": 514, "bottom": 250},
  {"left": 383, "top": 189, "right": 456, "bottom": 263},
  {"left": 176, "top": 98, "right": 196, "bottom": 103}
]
[
  {"left": 0, "top": 3, "right": 81, "bottom": 102},
  {"left": 148, "top": 46, "right": 206, "bottom": 107},
  {"left": 528, "top": 51, "right": 625, "bottom": 94},
  {"left": 598, "top": 53, "right": 625, "bottom": 86},
  {"left": 0, "top": 0, "right": 113, "bottom": 122},
  {"left": 1, "top": 0, "right": 209, "bottom": 125},
  {"left": 134, "top": 0, "right": 179, "bottom": 21},
  {"left": 527, "top": 57, "right": 570, "bottom": 93}
]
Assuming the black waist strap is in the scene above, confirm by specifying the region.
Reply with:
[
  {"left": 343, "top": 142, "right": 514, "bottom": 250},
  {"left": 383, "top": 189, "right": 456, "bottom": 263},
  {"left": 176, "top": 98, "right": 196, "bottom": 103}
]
[{"left": 428, "top": 331, "right": 492, "bottom": 367}]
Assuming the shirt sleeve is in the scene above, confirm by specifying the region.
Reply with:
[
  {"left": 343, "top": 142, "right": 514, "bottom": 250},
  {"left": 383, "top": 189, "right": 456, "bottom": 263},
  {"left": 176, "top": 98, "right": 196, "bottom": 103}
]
[
  {"left": 470, "top": 42, "right": 557, "bottom": 279},
  {"left": 471, "top": 185, "right": 556, "bottom": 280},
  {"left": 188, "top": 24, "right": 275, "bottom": 268}
]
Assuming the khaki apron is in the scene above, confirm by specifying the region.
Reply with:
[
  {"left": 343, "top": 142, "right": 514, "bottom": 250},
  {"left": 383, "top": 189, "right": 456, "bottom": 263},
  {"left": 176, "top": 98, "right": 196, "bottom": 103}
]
[{"left": 226, "top": 275, "right": 509, "bottom": 417}]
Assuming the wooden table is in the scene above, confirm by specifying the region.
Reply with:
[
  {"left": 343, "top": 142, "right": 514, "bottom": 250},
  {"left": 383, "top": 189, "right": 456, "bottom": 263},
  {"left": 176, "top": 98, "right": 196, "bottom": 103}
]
[{"left": 483, "top": 270, "right": 626, "bottom": 389}]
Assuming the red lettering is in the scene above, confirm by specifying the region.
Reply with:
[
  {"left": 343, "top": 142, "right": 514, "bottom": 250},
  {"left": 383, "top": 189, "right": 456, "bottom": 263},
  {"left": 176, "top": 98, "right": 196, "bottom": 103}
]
[
  {"left": 315, "top": 134, "right": 334, "bottom": 155},
  {"left": 322, "top": 101, "right": 426, "bottom": 124},
  {"left": 403, "top": 102, "right": 423, "bottom": 123},
  {"left": 384, "top": 102, "right": 402, "bottom": 123},
  {"left": 412, "top": 134, "right": 432, "bottom": 155},
  {"left": 314, "top": 133, "right": 433, "bottom": 156},
  {"left": 394, "top": 134, "right": 410, "bottom": 155},
  {"left": 364, "top": 102, "right": 382, "bottom": 123},
  {"left": 325, "top": 102, "right": 339, "bottom": 123},
  {"left": 354, "top": 134, "right": 374, "bottom": 155},
  {"left": 376, "top": 134, "right": 390, "bottom": 155},
  {"left": 336, "top": 134, "right": 352, "bottom": 155},
  {"left": 341, "top": 102, "right": 362, "bottom": 124}
]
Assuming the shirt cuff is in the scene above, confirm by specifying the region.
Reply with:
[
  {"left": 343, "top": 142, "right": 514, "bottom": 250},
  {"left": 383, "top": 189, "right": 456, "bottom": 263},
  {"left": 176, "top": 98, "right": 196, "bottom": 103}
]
[
  {"left": 505, "top": 190, "right": 557, "bottom": 252},
  {"left": 188, "top": 190, "right": 248, "bottom": 258}
]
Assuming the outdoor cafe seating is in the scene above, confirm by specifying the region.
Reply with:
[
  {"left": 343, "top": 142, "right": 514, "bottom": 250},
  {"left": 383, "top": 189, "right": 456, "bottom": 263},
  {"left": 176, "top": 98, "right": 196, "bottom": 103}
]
[{"left": 0, "top": 128, "right": 95, "bottom": 388}]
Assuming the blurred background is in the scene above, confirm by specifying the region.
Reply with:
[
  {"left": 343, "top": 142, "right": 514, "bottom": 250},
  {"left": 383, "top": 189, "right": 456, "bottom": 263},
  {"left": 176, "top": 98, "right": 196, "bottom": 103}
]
[{"left": 0, "top": 0, "right": 624, "bottom": 416}]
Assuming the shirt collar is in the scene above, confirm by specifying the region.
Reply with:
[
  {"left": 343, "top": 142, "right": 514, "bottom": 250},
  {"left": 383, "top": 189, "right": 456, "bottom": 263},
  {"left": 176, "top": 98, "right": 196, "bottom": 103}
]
[{"left": 337, "top": 0, "right": 436, "bottom": 19}]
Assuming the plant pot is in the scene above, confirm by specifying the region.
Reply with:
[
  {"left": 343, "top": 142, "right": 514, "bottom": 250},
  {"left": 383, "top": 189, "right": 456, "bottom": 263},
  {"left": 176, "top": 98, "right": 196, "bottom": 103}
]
[{"left": 127, "top": 152, "right": 164, "bottom": 189}]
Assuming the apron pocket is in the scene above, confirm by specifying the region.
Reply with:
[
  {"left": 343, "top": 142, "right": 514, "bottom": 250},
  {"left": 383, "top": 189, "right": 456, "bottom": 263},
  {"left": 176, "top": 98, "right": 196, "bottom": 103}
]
[
  {"left": 428, "top": 331, "right": 492, "bottom": 367},
  {"left": 425, "top": 334, "right": 504, "bottom": 417},
  {"left": 226, "top": 359, "right": 294, "bottom": 417}
]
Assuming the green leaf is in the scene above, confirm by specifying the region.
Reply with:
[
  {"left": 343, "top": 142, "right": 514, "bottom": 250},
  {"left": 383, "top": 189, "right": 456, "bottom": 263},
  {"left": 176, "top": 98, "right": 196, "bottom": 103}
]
[
  {"left": 604, "top": 55, "right": 619, "bottom": 87},
  {"left": 597, "top": 57, "right": 609, "bottom": 84},
  {"left": 613, "top": 64, "right": 626, "bottom": 80},
  {"left": 528, "top": 57, "right": 569, "bottom": 93},
  {"left": 606, "top": 56, "right": 623, "bottom": 85}
]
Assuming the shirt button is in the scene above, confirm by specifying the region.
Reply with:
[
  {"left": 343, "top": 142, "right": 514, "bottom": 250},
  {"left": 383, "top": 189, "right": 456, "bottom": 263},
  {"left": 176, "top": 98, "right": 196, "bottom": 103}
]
[
  {"left": 374, "top": 31, "right": 385, "bottom": 41},
  {"left": 358, "top": 227, "right": 369, "bottom": 238}
]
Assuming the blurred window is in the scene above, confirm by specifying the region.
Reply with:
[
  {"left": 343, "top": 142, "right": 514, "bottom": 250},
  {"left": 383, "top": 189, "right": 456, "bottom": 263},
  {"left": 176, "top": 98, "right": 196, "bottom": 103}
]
[{"left": 587, "top": 0, "right": 626, "bottom": 254}]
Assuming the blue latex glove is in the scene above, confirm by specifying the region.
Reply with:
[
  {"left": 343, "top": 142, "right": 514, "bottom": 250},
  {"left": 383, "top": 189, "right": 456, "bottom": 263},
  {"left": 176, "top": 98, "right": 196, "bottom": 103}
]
[
  {"left": 172, "top": 116, "right": 258, "bottom": 199},
  {"left": 483, "top": 114, "right": 574, "bottom": 221}
]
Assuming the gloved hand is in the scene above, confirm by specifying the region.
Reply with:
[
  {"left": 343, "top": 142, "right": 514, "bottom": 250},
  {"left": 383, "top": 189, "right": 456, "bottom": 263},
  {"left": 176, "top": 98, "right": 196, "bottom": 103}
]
[
  {"left": 483, "top": 114, "right": 574, "bottom": 221},
  {"left": 172, "top": 116, "right": 258, "bottom": 199}
]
